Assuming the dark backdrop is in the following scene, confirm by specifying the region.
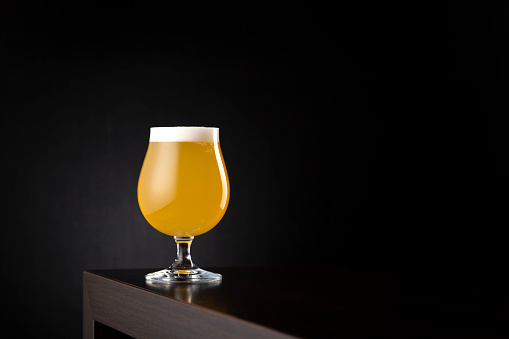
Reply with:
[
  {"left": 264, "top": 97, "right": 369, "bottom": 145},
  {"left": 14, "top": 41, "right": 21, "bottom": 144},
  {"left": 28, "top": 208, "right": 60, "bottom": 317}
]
[{"left": 2, "top": 2, "right": 508, "bottom": 337}]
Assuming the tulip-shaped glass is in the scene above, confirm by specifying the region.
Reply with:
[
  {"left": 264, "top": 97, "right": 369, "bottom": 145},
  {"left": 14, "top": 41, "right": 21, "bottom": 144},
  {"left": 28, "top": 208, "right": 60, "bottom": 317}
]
[{"left": 138, "top": 127, "right": 229, "bottom": 282}]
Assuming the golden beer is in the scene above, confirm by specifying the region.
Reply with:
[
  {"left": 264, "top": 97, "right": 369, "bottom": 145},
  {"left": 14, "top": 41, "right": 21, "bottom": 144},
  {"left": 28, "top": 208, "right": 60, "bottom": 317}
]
[{"left": 138, "top": 128, "right": 229, "bottom": 237}]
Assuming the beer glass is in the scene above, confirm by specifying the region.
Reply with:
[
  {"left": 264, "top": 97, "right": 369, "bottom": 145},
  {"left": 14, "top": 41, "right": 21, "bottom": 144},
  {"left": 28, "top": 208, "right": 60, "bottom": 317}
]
[{"left": 138, "top": 127, "right": 230, "bottom": 282}]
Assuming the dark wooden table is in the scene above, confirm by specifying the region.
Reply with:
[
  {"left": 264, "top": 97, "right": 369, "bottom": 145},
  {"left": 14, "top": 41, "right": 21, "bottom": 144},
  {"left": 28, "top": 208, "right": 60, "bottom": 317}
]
[{"left": 84, "top": 267, "right": 509, "bottom": 338}]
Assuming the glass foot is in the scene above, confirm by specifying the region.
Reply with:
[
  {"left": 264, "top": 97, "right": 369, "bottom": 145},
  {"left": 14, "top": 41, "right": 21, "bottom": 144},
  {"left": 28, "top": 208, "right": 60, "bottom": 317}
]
[{"left": 145, "top": 268, "right": 222, "bottom": 283}]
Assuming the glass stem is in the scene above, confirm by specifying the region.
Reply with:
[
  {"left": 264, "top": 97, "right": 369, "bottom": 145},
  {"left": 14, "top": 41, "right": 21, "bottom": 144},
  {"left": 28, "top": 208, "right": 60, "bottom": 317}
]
[{"left": 171, "top": 236, "right": 197, "bottom": 271}]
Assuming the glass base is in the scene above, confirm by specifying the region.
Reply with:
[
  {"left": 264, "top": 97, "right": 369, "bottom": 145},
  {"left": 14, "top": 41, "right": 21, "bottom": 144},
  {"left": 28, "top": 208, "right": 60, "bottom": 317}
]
[{"left": 145, "top": 268, "right": 222, "bottom": 283}]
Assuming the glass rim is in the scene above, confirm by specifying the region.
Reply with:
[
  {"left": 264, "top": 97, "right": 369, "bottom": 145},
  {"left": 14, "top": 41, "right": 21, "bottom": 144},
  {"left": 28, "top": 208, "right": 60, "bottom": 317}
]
[
  {"left": 150, "top": 126, "right": 219, "bottom": 130},
  {"left": 149, "top": 126, "right": 220, "bottom": 142}
]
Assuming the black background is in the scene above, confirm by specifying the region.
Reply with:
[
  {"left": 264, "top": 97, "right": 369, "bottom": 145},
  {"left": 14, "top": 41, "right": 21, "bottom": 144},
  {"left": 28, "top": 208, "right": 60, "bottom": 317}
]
[{"left": 2, "top": 2, "right": 508, "bottom": 337}]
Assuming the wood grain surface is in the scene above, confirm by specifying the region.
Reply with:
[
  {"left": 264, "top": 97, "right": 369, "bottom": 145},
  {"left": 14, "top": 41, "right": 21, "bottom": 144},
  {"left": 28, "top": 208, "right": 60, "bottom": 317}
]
[{"left": 84, "top": 267, "right": 509, "bottom": 338}]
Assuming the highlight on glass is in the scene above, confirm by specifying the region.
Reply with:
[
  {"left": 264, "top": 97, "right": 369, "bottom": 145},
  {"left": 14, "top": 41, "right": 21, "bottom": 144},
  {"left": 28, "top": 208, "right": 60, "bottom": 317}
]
[{"left": 137, "top": 127, "right": 230, "bottom": 282}]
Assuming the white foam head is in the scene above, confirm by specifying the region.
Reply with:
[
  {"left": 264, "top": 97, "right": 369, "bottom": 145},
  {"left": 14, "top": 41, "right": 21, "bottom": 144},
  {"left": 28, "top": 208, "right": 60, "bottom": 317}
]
[{"left": 149, "top": 126, "right": 219, "bottom": 142}]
